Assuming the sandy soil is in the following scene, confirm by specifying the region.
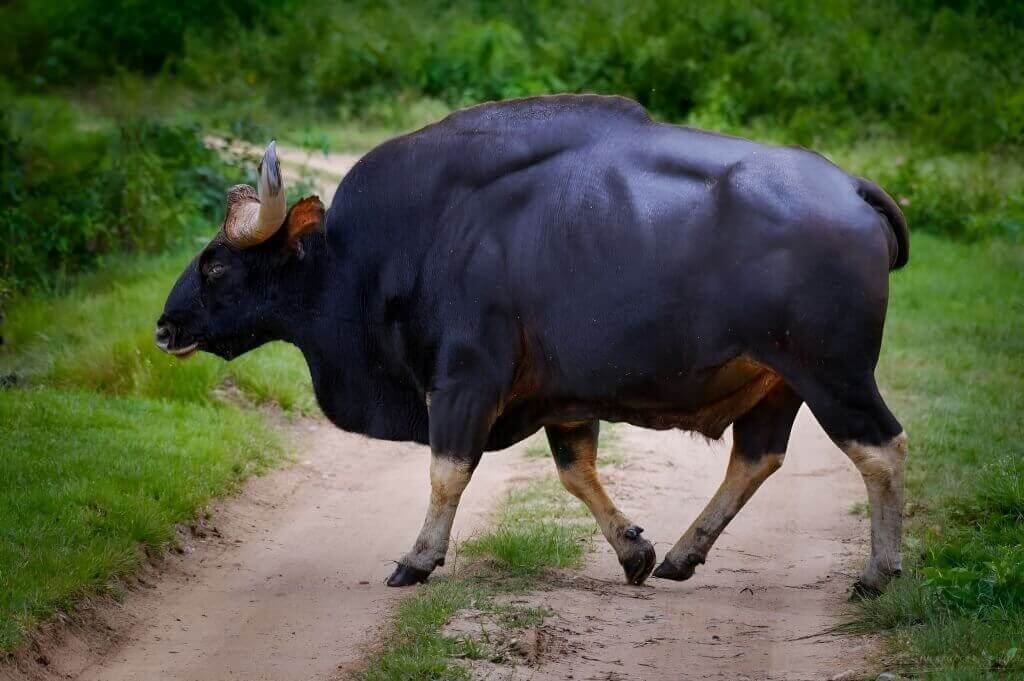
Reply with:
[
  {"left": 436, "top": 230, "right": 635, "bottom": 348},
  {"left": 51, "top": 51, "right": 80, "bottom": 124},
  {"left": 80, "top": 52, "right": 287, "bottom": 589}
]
[{"left": 451, "top": 410, "right": 876, "bottom": 680}]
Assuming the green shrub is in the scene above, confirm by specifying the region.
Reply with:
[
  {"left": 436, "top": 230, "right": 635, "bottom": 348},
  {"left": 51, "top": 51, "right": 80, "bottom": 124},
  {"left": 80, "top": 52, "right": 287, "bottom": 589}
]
[
  {"left": 0, "top": 96, "right": 246, "bottom": 293},
  {"left": 0, "top": 0, "right": 285, "bottom": 85},
  {"left": 175, "top": 0, "right": 1023, "bottom": 152},
  {"left": 872, "top": 157, "right": 1024, "bottom": 242}
]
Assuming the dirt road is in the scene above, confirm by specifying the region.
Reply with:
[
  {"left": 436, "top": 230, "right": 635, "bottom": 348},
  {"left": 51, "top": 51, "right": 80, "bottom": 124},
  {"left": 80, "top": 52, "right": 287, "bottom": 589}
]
[
  {"left": 7, "top": 422, "right": 522, "bottom": 681},
  {"left": 11, "top": 410, "right": 872, "bottom": 681},
  {"left": 463, "top": 410, "right": 875, "bottom": 680}
]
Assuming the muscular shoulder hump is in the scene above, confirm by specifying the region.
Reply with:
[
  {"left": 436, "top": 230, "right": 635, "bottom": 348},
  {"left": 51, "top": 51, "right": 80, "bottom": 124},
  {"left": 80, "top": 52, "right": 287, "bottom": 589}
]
[
  {"left": 439, "top": 94, "right": 652, "bottom": 131},
  {"left": 328, "top": 95, "right": 653, "bottom": 251}
]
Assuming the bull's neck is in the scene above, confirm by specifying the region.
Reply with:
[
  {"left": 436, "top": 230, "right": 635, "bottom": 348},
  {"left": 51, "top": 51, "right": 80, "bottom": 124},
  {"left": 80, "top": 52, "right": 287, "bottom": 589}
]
[
  {"left": 278, "top": 233, "right": 360, "bottom": 355},
  {"left": 278, "top": 235, "right": 399, "bottom": 438}
]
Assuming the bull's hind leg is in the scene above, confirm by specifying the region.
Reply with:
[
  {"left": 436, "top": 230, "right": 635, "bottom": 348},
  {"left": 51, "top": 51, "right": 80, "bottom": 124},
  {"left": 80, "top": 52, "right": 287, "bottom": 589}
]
[
  {"left": 793, "top": 373, "right": 907, "bottom": 596},
  {"left": 547, "top": 422, "right": 656, "bottom": 585},
  {"left": 653, "top": 383, "right": 802, "bottom": 581},
  {"left": 844, "top": 431, "right": 908, "bottom": 596}
]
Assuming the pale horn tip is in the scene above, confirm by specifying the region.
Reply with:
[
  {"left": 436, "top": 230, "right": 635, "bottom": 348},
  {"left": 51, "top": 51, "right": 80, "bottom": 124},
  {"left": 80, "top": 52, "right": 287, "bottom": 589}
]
[{"left": 259, "top": 140, "right": 283, "bottom": 198}]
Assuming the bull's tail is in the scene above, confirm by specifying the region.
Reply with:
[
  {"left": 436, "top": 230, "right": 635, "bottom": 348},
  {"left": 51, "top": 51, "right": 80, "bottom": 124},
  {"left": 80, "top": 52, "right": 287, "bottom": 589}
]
[{"left": 856, "top": 177, "right": 909, "bottom": 270}]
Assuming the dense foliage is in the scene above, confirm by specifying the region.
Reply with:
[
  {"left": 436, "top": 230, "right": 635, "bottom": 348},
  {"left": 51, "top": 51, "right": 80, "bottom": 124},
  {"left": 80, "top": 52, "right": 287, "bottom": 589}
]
[
  {"left": 2, "top": 0, "right": 1022, "bottom": 295},
  {"left": 170, "top": 1, "right": 1021, "bottom": 151},
  {"left": 0, "top": 0, "right": 283, "bottom": 84},
  {"left": 0, "top": 97, "right": 246, "bottom": 293}
]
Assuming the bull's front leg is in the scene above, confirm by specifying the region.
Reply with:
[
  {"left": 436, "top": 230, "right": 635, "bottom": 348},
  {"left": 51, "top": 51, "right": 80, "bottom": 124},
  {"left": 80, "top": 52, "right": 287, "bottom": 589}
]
[
  {"left": 386, "top": 453, "right": 478, "bottom": 586},
  {"left": 386, "top": 386, "right": 492, "bottom": 587}
]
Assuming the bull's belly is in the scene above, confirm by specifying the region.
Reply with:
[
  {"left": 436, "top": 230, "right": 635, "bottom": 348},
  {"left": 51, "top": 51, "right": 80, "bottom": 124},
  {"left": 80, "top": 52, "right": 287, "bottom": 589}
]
[{"left": 489, "top": 357, "right": 782, "bottom": 449}]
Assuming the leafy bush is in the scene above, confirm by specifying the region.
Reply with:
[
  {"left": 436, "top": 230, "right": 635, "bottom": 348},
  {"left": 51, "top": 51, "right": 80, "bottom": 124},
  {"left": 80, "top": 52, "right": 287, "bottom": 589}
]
[
  {"left": 176, "top": 0, "right": 1023, "bottom": 151},
  {"left": 872, "top": 157, "right": 1024, "bottom": 242},
  {"left": 0, "top": 96, "right": 245, "bottom": 293},
  {"left": 2, "top": 1, "right": 1021, "bottom": 153},
  {"left": 0, "top": 0, "right": 285, "bottom": 85},
  {"left": 2, "top": 0, "right": 1022, "bottom": 295}
]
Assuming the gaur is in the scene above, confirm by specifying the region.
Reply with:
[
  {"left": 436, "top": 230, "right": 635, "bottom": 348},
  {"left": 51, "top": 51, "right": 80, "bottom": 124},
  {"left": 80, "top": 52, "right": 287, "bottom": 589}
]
[{"left": 157, "top": 95, "right": 909, "bottom": 593}]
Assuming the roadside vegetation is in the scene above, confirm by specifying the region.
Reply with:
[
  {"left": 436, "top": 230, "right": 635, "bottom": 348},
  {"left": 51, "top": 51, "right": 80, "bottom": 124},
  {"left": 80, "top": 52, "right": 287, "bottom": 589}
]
[
  {"left": 3, "top": 0, "right": 1023, "bottom": 296},
  {"left": 6, "top": 0, "right": 1021, "bottom": 153},
  {"left": 360, "top": 466, "right": 596, "bottom": 680},
  {"left": 0, "top": 94, "right": 244, "bottom": 294},
  {"left": 0, "top": 240, "right": 315, "bottom": 653},
  {"left": 1, "top": 0, "right": 1020, "bottom": 675},
  {"left": 854, "top": 235, "right": 1024, "bottom": 677}
]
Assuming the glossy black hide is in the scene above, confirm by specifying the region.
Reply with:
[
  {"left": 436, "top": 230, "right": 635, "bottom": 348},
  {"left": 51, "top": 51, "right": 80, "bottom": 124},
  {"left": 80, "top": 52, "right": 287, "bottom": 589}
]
[{"left": 163, "top": 94, "right": 908, "bottom": 458}]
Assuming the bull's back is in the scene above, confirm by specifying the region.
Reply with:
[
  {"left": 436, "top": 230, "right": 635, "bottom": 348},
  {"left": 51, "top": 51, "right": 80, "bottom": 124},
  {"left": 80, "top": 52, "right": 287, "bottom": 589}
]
[
  {"left": 487, "top": 124, "right": 887, "bottom": 398},
  {"left": 331, "top": 95, "right": 891, "bottom": 407}
]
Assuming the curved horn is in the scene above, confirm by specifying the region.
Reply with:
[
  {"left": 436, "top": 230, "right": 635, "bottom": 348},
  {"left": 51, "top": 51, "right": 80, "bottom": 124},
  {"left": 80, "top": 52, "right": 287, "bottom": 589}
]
[{"left": 224, "top": 140, "right": 288, "bottom": 247}]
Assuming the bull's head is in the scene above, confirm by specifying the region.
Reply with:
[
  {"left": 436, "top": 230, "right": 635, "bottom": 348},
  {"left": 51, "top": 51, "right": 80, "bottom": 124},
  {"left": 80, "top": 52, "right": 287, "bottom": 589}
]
[{"left": 156, "top": 141, "right": 325, "bottom": 360}]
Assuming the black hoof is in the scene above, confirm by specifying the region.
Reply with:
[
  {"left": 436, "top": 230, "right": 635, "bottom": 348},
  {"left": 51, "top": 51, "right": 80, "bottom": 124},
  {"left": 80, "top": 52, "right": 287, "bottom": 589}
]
[
  {"left": 620, "top": 539, "right": 657, "bottom": 585},
  {"left": 386, "top": 563, "right": 431, "bottom": 587},
  {"left": 849, "top": 580, "right": 883, "bottom": 601},
  {"left": 652, "top": 552, "right": 704, "bottom": 582}
]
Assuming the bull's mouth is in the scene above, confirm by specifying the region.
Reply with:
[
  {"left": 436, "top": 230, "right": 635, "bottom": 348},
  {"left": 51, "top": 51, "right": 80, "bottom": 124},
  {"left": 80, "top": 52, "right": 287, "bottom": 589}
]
[
  {"left": 169, "top": 343, "right": 200, "bottom": 359},
  {"left": 160, "top": 342, "right": 200, "bottom": 360}
]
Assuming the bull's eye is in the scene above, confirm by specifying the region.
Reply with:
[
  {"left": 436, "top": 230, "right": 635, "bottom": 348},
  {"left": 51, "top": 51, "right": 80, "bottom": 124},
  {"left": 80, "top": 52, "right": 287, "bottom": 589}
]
[{"left": 204, "top": 261, "right": 227, "bottom": 280}]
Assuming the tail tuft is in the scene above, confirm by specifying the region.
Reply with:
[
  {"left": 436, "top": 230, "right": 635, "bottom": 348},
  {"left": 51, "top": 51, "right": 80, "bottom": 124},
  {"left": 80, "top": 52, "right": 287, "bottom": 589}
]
[{"left": 856, "top": 177, "right": 909, "bottom": 270}]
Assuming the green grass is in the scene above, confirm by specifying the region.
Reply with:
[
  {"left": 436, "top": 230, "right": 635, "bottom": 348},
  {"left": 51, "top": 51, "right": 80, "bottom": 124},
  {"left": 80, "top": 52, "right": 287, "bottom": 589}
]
[
  {"left": 274, "top": 97, "right": 452, "bottom": 155},
  {"left": 522, "top": 422, "right": 626, "bottom": 467},
  {"left": 358, "top": 578, "right": 482, "bottom": 681},
  {"left": 461, "top": 477, "right": 592, "bottom": 579},
  {"left": 852, "top": 234, "right": 1024, "bottom": 677},
  {"left": 0, "top": 388, "right": 280, "bottom": 651},
  {"left": 0, "top": 246, "right": 317, "bottom": 652},
  {"left": 1, "top": 248, "right": 316, "bottom": 413},
  {"left": 360, "top": 474, "right": 595, "bottom": 680}
]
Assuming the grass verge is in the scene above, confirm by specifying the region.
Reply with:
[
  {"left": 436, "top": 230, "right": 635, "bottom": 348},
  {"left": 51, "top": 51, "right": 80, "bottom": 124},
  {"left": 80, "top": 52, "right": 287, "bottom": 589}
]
[
  {"left": 0, "top": 247, "right": 316, "bottom": 652},
  {"left": 0, "top": 388, "right": 278, "bottom": 650},
  {"left": 853, "top": 234, "right": 1024, "bottom": 677},
  {"left": 358, "top": 471, "right": 595, "bottom": 680},
  {"left": 1, "top": 248, "right": 316, "bottom": 413}
]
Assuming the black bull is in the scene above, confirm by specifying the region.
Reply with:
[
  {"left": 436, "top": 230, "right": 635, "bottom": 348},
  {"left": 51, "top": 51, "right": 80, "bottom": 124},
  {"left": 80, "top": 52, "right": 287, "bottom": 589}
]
[{"left": 158, "top": 95, "right": 909, "bottom": 593}]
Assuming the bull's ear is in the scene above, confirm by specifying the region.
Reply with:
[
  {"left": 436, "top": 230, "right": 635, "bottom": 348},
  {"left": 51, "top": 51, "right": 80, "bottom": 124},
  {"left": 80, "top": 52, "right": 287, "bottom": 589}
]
[{"left": 284, "top": 195, "right": 326, "bottom": 258}]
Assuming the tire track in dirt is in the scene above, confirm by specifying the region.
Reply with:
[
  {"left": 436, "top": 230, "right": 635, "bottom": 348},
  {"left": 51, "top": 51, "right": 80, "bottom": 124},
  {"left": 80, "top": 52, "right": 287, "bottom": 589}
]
[{"left": 457, "top": 409, "right": 877, "bottom": 680}]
